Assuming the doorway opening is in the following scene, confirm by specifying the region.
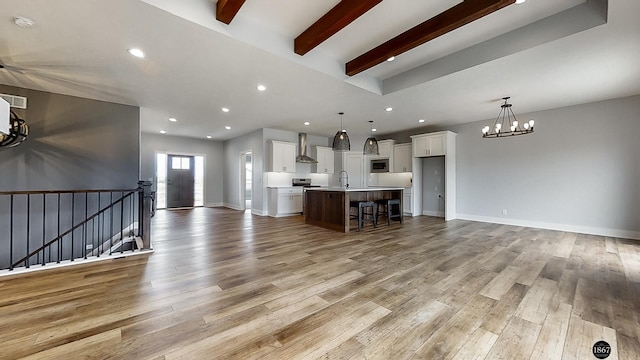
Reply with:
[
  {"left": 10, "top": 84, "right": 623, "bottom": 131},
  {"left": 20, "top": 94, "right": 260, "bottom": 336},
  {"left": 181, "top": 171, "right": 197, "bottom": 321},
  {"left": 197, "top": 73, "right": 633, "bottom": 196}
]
[
  {"left": 241, "top": 152, "right": 252, "bottom": 210},
  {"left": 155, "top": 153, "right": 204, "bottom": 209}
]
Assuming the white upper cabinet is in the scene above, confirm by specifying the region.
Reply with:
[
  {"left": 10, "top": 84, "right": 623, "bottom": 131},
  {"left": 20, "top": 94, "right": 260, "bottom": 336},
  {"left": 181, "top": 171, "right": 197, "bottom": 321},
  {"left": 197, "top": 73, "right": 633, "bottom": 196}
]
[
  {"left": 311, "top": 146, "right": 334, "bottom": 174},
  {"left": 411, "top": 132, "right": 446, "bottom": 157},
  {"left": 393, "top": 143, "right": 412, "bottom": 173},
  {"left": 370, "top": 139, "right": 395, "bottom": 159},
  {"left": 269, "top": 141, "right": 296, "bottom": 173}
]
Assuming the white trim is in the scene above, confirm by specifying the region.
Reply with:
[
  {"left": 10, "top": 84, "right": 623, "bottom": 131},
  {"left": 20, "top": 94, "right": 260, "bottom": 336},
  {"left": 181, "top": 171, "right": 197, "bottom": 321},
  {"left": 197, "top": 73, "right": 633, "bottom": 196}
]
[
  {"left": 0, "top": 249, "right": 153, "bottom": 278},
  {"left": 252, "top": 209, "right": 267, "bottom": 216},
  {"left": 205, "top": 202, "right": 223, "bottom": 207},
  {"left": 223, "top": 202, "right": 244, "bottom": 211},
  {"left": 422, "top": 210, "right": 445, "bottom": 217},
  {"left": 269, "top": 212, "right": 302, "bottom": 218},
  {"left": 456, "top": 213, "right": 640, "bottom": 240}
]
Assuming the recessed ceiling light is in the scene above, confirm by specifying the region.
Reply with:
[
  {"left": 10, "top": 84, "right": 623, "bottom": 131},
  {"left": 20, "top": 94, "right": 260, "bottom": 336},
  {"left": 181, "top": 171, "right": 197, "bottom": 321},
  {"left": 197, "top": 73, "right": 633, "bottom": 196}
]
[
  {"left": 221, "top": 107, "right": 230, "bottom": 113},
  {"left": 418, "top": 119, "right": 425, "bottom": 123},
  {"left": 169, "top": 117, "right": 177, "bottom": 122},
  {"left": 385, "top": 107, "right": 393, "bottom": 112},
  {"left": 206, "top": 135, "right": 212, "bottom": 139},
  {"left": 14, "top": 16, "right": 35, "bottom": 28},
  {"left": 257, "top": 84, "right": 266, "bottom": 91},
  {"left": 516, "top": 0, "right": 526, "bottom": 3},
  {"left": 128, "top": 48, "right": 145, "bottom": 58},
  {"left": 372, "top": 128, "right": 377, "bottom": 132},
  {"left": 225, "top": 126, "right": 231, "bottom": 130},
  {"left": 304, "top": 121, "right": 310, "bottom": 126},
  {"left": 160, "top": 130, "right": 167, "bottom": 134},
  {"left": 387, "top": 56, "right": 395, "bottom": 62}
]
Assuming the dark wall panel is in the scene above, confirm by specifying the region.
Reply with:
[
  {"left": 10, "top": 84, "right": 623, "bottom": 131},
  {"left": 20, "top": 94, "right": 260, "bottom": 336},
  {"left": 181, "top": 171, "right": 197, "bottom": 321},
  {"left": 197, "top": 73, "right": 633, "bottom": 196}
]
[{"left": 0, "top": 85, "right": 140, "bottom": 190}]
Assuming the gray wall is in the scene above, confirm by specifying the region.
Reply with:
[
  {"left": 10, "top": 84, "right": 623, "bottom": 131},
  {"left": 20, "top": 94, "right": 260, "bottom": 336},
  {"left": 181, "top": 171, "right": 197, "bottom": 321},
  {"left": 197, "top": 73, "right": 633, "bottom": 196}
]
[
  {"left": 381, "top": 95, "right": 640, "bottom": 237},
  {"left": 140, "top": 132, "right": 224, "bottom": 206},
  {"left": 223, "top": 129, "right": 264, "bottom": 212},
  {"left": 0, "top": 84, "right": 139, "bottom": 190}
]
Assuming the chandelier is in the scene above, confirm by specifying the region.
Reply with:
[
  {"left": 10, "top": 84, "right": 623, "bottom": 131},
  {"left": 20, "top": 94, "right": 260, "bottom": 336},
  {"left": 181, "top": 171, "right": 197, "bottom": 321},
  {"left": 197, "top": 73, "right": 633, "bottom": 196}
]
[
  {"left": 482, "top": 97, "right": 534, "bottom": 138},
  {"left": 0, "top": 111, "right": 29, "bottom": 148}
]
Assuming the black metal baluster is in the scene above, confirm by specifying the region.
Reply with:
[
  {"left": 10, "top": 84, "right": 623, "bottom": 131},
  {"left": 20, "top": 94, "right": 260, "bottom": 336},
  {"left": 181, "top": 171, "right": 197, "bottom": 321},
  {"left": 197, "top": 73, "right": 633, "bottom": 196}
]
[
  {"left": 109, "top": 192, "right": 113, "bottom": 255},
  {"left": 71, "top": 193, "right": 75, "bottom": 262},
  {"left": 57, "top": 193, "right": 61, "bottom": 263},
  {"left": 42, "top": 194, "right": 46, "bottom": 266},
  {"left": 120, "top": 192, "right": 124, "bottom": 254},
  {"left": 84, "top": 192, "right": 88, "bottom": 259},
  {"left": 97, "top": 193, "right": 101, "bottom": 257},
  {"left": 131, "top": 193, "right": 135, "bottom": 252},
  {"left": 9, "top": 195, "right": 14, "bottom": 271},
  {"left": 26, "top": 194, "right": 30, "bottom": 268}
]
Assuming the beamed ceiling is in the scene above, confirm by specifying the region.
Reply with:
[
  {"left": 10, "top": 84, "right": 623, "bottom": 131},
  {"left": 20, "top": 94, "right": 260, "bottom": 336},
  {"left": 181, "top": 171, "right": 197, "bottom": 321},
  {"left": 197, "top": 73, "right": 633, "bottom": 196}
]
[{"left": 0, "top": 0, "right": 639, "bottom": 140}]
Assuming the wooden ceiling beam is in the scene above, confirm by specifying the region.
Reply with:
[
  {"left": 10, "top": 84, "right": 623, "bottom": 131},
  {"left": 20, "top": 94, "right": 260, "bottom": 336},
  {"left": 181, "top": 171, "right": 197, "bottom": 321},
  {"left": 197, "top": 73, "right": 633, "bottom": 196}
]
[
  {"left": 345, "top": 0, "right": 514, "bottom": 76},
  {"left": 295, "top": 0, "right": 383, "bottom": 56},
  {"left": 216, "top": 0, "right": 246, "bottom": 25}
]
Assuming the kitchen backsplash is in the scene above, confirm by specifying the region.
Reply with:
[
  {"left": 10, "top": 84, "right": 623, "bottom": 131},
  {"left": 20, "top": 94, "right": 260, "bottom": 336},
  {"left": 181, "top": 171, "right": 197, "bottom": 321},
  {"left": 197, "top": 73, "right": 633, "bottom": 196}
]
[
  {"left": 368, "top": 173, "right": 412, "bottom": 188},
  {"left": 265, "top": 172, "right": 329, "bottom": 187}
]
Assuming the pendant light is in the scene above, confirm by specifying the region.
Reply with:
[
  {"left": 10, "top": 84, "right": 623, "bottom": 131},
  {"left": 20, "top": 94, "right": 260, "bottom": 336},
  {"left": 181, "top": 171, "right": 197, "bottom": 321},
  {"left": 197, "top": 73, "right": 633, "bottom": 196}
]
[
  {"left": 332, "top": 112, "right": 350, "bottom": 151},
  {"left": 363, "top": 120, "right": 379, "bottom": 155}
]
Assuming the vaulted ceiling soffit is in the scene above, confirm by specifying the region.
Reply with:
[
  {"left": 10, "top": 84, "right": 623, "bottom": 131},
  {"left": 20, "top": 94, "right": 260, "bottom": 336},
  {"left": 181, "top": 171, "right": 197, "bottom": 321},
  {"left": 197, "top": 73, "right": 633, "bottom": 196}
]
[{"left": 345, "top": 0, "right": 514, "bottom": 76}]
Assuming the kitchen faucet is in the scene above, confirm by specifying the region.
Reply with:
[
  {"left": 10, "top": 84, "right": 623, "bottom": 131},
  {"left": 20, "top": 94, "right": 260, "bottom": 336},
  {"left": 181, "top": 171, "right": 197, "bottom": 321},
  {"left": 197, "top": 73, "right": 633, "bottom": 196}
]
[{"left": 338, "top": 170, "right": 349, "bottom": 189}]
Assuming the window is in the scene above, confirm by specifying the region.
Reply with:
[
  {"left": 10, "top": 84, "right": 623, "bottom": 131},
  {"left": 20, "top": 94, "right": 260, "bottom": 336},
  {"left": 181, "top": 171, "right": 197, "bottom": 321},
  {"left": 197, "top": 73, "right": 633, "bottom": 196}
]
[{"left": 171, "top": 156, "right": 191, "bottom": 170}]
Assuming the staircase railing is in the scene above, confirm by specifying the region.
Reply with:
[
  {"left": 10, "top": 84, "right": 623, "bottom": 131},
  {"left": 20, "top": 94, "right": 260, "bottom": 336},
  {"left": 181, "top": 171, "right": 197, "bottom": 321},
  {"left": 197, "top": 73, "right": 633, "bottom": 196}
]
[{"left": 0, "top": 181, "right": 153, "bottom": 271}]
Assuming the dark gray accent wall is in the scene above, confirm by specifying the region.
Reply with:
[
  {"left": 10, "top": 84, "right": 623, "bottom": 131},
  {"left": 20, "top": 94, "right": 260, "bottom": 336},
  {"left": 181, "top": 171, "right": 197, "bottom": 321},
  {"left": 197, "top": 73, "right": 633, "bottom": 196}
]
[
  {"left": 0, "top": 84, "right": 140, "bottom": 190},
  {"left": 140, "top": 132, "right": 224, "bottom": 206}
]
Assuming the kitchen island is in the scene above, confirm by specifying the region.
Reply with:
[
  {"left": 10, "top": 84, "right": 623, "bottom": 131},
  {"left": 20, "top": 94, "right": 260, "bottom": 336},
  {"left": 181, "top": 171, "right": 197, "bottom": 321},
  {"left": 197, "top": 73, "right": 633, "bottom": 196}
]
[{"left": 305, "top": 187, "right": 403, "bottom": 232}]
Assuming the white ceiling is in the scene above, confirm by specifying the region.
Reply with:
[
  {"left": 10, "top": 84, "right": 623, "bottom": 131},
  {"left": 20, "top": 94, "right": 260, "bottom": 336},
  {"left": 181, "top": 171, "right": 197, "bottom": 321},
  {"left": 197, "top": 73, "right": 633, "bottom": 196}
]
[{"left": 1, "top": 0, "right": 639, "bottom": 140}]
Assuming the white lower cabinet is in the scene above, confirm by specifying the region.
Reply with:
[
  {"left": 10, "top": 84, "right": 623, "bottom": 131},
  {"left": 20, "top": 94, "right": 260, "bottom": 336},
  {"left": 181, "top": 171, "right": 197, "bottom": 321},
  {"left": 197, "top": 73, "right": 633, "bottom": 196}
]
[
  {"left": 403, "top": 188, "right": 413, "bottom": 216},
  {"left": 268, "top": 187, "right": 303, "bottom": 217}
]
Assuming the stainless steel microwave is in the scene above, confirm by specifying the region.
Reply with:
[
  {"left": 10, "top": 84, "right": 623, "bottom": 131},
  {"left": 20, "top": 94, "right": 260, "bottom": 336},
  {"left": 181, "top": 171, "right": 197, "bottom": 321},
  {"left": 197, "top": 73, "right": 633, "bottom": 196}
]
[{"left": 370, "top": 158, "right": 390, "bottom": 173}]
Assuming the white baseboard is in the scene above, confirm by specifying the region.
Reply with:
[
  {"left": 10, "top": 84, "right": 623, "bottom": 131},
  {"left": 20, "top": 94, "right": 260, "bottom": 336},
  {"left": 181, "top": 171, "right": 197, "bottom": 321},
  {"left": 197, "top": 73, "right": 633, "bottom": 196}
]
[
  {"left": 456, "top": 213, "right": 640, "bottom": 240},
  {"left": 223, "top": 202, "right": 244, "bottom": 211},
  {"left": 205, "top": 203, "right": 223, "bottom": 207},
  {"left": 422, "top": 210, "right": 445, "bottom": 217},
  {"left": 269, "top": 212, "right": 303, "bottom": 218},
  {"left": 252, "top": 209, "right": 267, "bottom": 216}
]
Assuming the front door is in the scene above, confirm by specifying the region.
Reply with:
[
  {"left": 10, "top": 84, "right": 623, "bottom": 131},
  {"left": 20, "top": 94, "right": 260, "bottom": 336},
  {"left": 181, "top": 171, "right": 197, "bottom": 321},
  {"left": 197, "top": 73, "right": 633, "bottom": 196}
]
[{"left": 167, "top": 155, "right": 195, "bottom": 208}]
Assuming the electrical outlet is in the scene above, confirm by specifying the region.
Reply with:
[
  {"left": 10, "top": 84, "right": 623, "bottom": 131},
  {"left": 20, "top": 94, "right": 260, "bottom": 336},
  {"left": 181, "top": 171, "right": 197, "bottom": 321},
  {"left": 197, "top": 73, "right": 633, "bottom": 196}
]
[
  {"left": 502, "top": 209, "right": 508, "bottom": 215},
  {"left": 86, "top": 244, "right": 93, "bottom": 250}
]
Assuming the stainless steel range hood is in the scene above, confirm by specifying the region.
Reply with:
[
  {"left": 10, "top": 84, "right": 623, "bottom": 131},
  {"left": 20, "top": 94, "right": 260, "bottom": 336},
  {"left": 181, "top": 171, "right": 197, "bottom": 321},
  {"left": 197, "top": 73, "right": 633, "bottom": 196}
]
[{"left": 295, "top": 133, "right": 318, "bottom": 163}]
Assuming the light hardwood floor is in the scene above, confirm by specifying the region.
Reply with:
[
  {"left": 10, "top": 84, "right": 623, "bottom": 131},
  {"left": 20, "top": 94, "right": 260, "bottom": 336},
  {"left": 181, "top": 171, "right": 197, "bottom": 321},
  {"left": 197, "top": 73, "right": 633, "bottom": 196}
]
[{"left": 1, "top": 208, "right": 639, "bottom": 359}]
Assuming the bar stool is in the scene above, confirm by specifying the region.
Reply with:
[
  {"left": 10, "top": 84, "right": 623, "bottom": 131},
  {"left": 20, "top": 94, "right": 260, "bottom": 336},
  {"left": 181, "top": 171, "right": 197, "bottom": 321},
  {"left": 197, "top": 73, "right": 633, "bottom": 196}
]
[
  {"left": 349, "top": 201, "right": 377, "bottom": 231},
  {"left": 375, "top": 198, "right": 403, "bottom": 225}
]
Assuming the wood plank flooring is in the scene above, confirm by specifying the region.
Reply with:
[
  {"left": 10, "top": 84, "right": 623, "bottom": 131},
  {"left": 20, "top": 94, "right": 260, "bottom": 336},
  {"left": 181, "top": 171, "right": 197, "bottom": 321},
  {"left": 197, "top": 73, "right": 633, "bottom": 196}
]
[{"left": 1, "top": 207, "right": 639, "bottom": 359}]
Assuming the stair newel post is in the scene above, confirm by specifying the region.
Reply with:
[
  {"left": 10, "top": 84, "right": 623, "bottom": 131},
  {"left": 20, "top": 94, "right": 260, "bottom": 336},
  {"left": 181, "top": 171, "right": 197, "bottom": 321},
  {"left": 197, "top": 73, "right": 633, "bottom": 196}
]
[{"left": 138, "top": 181, "right": 153, "bottom": 250}]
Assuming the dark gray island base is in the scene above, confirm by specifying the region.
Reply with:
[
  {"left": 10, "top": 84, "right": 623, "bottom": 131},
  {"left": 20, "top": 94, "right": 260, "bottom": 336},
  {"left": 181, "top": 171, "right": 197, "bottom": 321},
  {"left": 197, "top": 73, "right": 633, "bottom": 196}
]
[{"left": 304, "top": 188, "right": 403, "bottom": 232}]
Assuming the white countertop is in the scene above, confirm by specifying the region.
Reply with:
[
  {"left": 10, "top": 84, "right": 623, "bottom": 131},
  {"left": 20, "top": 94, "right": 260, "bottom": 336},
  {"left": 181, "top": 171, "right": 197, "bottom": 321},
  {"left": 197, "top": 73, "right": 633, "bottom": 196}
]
[{"left": 305, "top": 187, "right": 404, "bottom": 192}]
